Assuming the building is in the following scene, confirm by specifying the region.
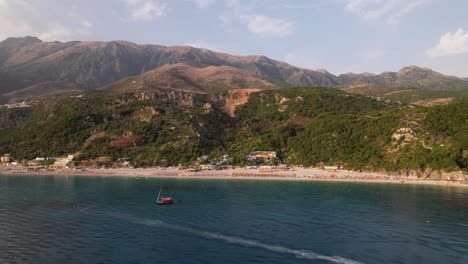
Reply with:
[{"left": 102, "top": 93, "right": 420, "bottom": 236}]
[
  {"left": 259, "top": 165, "right": 288, "bottom": 173},
  {"left": 27, "top": 158, "right": 45, "bottom": 168},
  {"left": 259, "top": 166, "right": 274, "bottom": 173},
  {"left": 200, "top": 164, "right": 217, "bottom": 170},
  {"left": 53, "top": 155, "right": 74, "bottom": 168},
  {"left": 1, "top": 154, "right": 12, "bottom": 163},
  {"left": 324, "top": 166, "right": 338, "bottom": 171},
  {"left": 246, "top": 151, "right": 277, "bottom": 161}
]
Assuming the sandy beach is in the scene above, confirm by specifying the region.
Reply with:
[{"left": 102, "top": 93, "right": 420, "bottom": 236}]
[{"left": 1, "top": 166, "right": 467, "bottom": 188}]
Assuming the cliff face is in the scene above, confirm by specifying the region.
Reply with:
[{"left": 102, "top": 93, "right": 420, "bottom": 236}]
[
  {"left": 113, "top": 90, "right": 204, "bottom": 108},
  {"left": 224, "top": 89, "right": 262, "bottom": 117}
]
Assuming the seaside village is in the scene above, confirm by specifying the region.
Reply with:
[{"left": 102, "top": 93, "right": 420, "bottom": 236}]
[
  {"left": 1, "top": 153, "right": 75, "bottom": 172},
  {"left": 0, "top": 151, "right": 290, "bottom": 172},
  {"left": 1, "top": 150, "right": 467, "bottom": 183}
]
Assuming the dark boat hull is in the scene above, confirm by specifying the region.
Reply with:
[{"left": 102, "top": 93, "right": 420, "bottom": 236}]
[{"left": 156, "top": 201, "right": 173, "bottom": 205}]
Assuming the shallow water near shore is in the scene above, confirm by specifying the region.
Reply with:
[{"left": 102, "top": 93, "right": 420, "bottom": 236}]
[{"left": 1, "top": 175, "right": 467, "bottom": 264}]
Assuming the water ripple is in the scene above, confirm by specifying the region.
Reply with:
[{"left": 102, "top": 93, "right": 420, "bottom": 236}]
[{"left": 109, "top": 212, "right": 364, "bottom": 264}]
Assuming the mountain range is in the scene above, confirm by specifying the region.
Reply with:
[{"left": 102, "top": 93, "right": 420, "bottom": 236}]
[
  {"left": 1, "top": 36, "right": 468, "bottom": 102},
  {"left": 0, "top": 37, "right": 467, "bottom": 172}
]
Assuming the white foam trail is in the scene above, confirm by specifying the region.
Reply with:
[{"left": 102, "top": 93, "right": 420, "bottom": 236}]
[{"left": 109, "top": 213, "right": 364, "bottom": 264}]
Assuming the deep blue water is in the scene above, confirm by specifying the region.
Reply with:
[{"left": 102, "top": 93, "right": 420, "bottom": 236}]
[{"left": 0, "top": 175, "right": 467, "bottom": 264}]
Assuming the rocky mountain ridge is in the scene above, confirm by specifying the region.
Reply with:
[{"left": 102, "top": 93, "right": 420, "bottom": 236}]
[{"left": 1, "top": 36, "right": 468, "bottom": 102}]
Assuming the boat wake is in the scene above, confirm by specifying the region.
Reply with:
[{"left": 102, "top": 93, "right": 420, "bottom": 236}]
[{"left": 108, "top": 212, "right": 364, "bottom": 264}]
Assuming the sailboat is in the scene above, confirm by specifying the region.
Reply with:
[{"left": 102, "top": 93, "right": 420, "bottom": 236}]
[{"left": 156, "top": 186, "right": 174, "bottom": 205}]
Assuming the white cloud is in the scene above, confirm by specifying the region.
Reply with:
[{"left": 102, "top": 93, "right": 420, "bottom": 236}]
[
  {"left": 241, "top": 14, "right": 294, "bottom": 37},
  {"left": 427, "top": 29, "right": 468, "bottom": 57},
  {"left": 345, "top": 0, "right": 428, "bottom": 24},
  {"left": 125, "top": 0, "right": 166, "bottom": 21},
  {"left": 218, "top": 1, "right": 294, "bottom": 37},
  {"left": 191, "top": 0, "right": 216, "bottom": 9},
  {"left": 0, "top": 1, "right": 93, "bottom": 41}
]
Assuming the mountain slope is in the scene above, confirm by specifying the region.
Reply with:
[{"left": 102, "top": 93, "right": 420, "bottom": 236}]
[
  {"left": 0, "top": 37, "right": 331, "bottom": 94},
  {"left": 0, "top": 87, "right": 466, "bottom": 172},
  {"left": 1, "top": 37, "right": 468, "bottom": 99},
  {"left": 338, "top": 66, "right": 468, "bottom": 90},
  {"left": 101, "top": 63, "right": 279, "bottom": 94}
]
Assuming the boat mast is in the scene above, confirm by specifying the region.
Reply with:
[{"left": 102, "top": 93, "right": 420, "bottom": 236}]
[{"left": 157, "top": 186, "right": 163, "bottom": 200}]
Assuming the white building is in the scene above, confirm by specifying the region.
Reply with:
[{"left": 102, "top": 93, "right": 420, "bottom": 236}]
[{"left": 1, "top": 154, "right": 12, "bottom": 163}]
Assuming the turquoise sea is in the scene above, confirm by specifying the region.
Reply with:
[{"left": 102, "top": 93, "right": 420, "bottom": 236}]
[{"left": 0, "top": 175, "right": 467, "bottom": 264}]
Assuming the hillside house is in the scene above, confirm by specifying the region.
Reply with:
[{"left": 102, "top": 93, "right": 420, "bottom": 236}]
[
  {"left": 53, "top": 155, "right": 74, "bottom": 168},
  {"left": 27, "top": 158, "right": 46, "bottom": 168},
  {"left": 246, "top": 151, "right": 277, "bottom": 161},
  {"left": 1, "top": 154, "right": 12, "bottom": 163}
]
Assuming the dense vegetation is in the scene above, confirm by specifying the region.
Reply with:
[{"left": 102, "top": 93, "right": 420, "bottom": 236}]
[{"left": 0, "top": 87, "right": 466, "bottom": 172}]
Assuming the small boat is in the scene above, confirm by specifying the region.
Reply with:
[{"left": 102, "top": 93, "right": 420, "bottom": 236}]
[{"left": 156, "top": 186, "right": 173, "bottom": 205}]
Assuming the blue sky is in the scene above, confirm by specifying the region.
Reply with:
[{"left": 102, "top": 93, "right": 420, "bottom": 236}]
[{"left": 1, "top": 0, "right": 467, "bottom": 77}]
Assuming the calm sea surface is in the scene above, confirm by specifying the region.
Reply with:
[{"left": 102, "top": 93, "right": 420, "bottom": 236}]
[{"left": 0, "top": 175, "right": 467, "bottom": 264}]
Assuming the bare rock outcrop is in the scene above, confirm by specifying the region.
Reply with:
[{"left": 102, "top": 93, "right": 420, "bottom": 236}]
[{"left": 224, "top": 88, "right": 261, "bottom": 117}]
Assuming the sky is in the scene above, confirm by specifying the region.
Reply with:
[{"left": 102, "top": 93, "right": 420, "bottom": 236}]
[{"left": 1, "top": 0, "right": 468, "bottom": 77}]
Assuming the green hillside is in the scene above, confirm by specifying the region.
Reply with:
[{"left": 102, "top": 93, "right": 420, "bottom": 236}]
[{"left": 0, "top": 87, "right": 466, "bottom": 172}]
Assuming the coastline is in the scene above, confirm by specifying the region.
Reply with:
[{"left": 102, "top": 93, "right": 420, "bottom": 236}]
[{"left": 1, "top": 167, "right": 467, "bottom": 188}]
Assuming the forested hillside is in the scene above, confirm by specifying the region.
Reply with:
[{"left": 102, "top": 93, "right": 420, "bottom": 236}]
[{"left": 0, "top": 87, "right": 466, "bottom": 172}]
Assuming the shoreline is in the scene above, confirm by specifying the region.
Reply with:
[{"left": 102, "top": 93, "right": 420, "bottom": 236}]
[{"left": 1, "top": 167, "right": 467, "bottom": 188}]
